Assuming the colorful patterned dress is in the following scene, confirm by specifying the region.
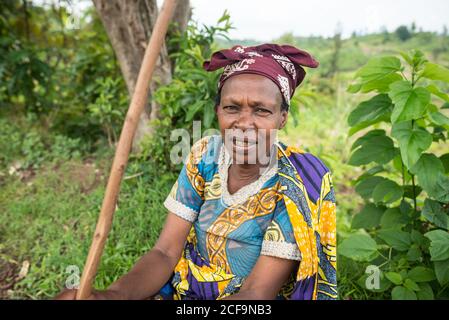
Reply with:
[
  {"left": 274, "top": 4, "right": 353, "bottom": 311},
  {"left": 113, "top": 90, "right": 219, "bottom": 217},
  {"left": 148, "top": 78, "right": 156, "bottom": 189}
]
[{"left": 158, "top": 135, "right": 337, "bottom": 300}]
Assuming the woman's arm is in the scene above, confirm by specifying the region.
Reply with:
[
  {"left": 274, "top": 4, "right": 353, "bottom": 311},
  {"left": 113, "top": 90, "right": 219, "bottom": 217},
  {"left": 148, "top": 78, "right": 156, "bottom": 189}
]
[
  {"left": 223, "top": 255, "right": 298, "bottom": 300},
  {"left": 106, "top": 212, "right": 192, "bottom": 300}
]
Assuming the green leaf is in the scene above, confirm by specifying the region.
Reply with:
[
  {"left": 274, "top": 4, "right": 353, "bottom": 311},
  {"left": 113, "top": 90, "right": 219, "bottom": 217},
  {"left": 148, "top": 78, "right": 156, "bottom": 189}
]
[
  {"left": 386, "top": 272, "right": 403, "bottom": 285},
  {"left": 407, "top": 266, "right": 436, "bottom": 282},
  {"left": 406, "top": 246, "right": 422, "bottom": 262},
  {"left": 392, "top": 286, "right": 418, "bottom": 300},
  {"left": 357, "top": 272, "right": 392, "bottom": 293},
  {"left": 378, "top": 229, "right": 411, "bottom": 251},
  {"left": 391, "top": 121, "right": 433, "bottom": 169},
  {"left": 339, "top": 234, "right": 379, "bottom": 262},
  {"left": 426, "top": 84, "right": 449, "bottom": 103},
  {"left": 421, "top": 198, "right": 449, "bottom": 230},
  {"left": 411, "top": 229, "right": 429, "bottom": 246},
  {"left": 355, "top": 176, "right": 387, "bottom": 200},
  {"left": 428, "top": 111, "right": 449, "bottom": 128},
  {"left": 349, "top": 132, "right": 396, "bottom": 166},
  {"left": 417, "top": 282, "right": 434, "bottom": 300},
  {"left": 355, "top": 56, "right": 402, "bottom": 83},
  {"left": 355, "top": 165, "right": 385, "bottom": 183},
  {"left": 403, "top": 185, "right": 423, "bottom": 199},
  {"left": 421, "top": 62, "right": 449, "bottom": 83},
  {"left": 440, "top": 154, "right": 449, "bottom": 174},
  {"left": 380, "top": 207, "right": 409, "bottom": 228},
  {"left": 348, "top": 94, "right": 393, "bottom": 127},
  {"left": 389, "top": 81, "right": 430, "bottom": 123},
  {"left": 432, "top": 173, "right": 449, "bottom": 203},
  {"left": 360, "top": 73, "right": 403, "bottom": 94},
  {"left": 424, "top": 230, "right": 449, "bottom": 261},
  {"left": 372, "top": 179, "right": 403, "bottom": 204},
  {"left": 434, "top": 258, "right": 449, "bottom": 285},
  {"left": 403, "top": 278, "right": 420, "bottom": 292},
  {"left": 410, "top": 153, "right": 445, "bottom": 196},
  {"left": 350, "top": 130, "right": 386, "bottom": 151},
  {"left": 352, "top": 203, "right": 385, "bottom": 229}
]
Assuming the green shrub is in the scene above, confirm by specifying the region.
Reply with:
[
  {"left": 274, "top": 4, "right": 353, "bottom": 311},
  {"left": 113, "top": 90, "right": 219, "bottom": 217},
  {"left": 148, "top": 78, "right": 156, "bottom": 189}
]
[{"left": 341, "top": 50, "right": 449, "bottom": 300}]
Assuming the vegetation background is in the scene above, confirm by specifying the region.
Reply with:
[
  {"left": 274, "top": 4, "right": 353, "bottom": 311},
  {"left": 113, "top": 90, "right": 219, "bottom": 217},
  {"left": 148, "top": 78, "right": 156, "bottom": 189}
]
[{"left": 1, "top": 0, "right": 448, "bottom": 299}]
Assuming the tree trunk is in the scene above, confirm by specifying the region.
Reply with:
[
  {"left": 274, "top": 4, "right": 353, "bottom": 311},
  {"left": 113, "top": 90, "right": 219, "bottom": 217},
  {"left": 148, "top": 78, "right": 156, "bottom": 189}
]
[{"left": 92, "top": 0, "right": 191, "bottom": 150}]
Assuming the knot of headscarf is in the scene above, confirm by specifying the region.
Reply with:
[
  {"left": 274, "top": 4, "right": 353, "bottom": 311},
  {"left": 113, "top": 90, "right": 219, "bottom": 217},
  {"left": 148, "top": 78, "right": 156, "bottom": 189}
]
[{"left": 203, "top": 43, "right": 319, "bottom": 105}]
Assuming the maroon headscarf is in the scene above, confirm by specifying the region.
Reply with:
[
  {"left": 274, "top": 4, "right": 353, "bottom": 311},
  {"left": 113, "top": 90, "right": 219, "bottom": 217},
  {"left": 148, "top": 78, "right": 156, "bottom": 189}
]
[{"left": 203, "top": 43, "right": 319, "bottom": 105}]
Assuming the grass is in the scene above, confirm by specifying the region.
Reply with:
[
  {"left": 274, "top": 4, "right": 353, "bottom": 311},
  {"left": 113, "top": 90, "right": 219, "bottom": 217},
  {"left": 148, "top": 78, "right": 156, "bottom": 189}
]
[{"left": 0, "top": 152, "right": 176, "bottom": 299}]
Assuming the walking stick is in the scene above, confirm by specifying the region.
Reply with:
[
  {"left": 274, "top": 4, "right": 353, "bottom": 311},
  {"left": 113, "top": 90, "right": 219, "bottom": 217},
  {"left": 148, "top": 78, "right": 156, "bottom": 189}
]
[{"left": 76, "top": 0, "right": 178, "bottom": 299}]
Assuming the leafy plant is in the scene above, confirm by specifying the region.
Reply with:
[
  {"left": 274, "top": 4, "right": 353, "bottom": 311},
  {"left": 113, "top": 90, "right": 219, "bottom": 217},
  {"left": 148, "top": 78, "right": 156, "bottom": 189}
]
[{"left": 342, "top": 50, "right": 449, "bottom": 300}]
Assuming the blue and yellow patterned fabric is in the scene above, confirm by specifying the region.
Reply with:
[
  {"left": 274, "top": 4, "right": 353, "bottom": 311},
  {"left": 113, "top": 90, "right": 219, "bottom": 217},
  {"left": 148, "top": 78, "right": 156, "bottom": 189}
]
[{"left": 159, "top": 135, "right": 337, "bottom": 300}]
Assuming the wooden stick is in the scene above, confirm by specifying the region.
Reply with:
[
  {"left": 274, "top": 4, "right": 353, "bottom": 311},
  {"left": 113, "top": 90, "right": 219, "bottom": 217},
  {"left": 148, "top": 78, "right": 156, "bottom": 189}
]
[{"left": 76, "top": 0, "right": 178, "bottom": 300}]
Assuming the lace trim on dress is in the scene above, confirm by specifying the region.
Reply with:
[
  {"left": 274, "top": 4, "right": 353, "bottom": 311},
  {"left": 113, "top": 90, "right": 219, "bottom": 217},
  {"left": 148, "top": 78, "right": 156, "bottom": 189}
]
[
  {"left": 218, "top": 144, "right": 278, "bottom": 206},
  {"left": 261, "top": 240, "right": 302, "bottom": 261},
  {"left": 164, "top": 196, "right": 198, "bottom": 223}
]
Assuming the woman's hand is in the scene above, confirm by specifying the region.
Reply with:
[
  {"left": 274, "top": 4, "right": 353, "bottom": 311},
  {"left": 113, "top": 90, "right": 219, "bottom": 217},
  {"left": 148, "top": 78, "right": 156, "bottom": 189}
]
[{"left": 54, "top": 288, "right": 124, "bottom": 300}]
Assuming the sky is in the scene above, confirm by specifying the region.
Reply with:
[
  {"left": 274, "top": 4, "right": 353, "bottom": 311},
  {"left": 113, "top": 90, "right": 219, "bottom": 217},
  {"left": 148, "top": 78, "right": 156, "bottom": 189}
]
[{"left": 181, "top": 0, "right": 449, "bottom": 40}]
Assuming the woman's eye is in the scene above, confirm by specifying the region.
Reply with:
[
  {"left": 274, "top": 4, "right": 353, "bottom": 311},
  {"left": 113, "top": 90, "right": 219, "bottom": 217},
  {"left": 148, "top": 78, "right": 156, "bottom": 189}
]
[
  {"left": 224, "top": 105, "right": 239, "bottom": 112},
  {"left": 256, "top": 107, "right": 272, "bottom": 115}
]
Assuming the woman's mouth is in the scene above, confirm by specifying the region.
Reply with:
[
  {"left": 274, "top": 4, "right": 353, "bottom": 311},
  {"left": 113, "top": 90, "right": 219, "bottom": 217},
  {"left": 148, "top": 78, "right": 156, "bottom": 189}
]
[{"left": 233, "top": 137, "right": 257, "bottom": 148}]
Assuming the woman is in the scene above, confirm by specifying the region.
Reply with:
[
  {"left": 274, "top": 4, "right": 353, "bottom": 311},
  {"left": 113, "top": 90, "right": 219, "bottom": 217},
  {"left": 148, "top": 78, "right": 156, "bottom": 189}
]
[{"left": 56, "top": 43, "right": 337, "bottom": 300}]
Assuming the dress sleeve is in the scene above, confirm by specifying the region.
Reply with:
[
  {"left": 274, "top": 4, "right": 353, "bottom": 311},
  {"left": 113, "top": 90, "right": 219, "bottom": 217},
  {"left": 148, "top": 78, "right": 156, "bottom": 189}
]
[
  {"left": 163, "top": 137, "right": 210, "bottom": 223},
  {"left": 261, "top": 198, "right": 301, "bottom": 261}
]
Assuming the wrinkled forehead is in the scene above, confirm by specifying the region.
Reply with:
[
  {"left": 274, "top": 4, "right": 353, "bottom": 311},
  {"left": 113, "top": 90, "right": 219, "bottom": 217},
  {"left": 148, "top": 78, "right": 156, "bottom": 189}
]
[{"left": 220, "top": 73, "right": 283, "bottom": 105}]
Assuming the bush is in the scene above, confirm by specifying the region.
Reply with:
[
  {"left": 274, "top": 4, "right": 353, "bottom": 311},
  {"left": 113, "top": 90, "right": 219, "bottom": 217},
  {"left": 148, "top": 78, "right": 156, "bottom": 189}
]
[{"left": 341, "top": 50, "right": 449, "bottom": 299}]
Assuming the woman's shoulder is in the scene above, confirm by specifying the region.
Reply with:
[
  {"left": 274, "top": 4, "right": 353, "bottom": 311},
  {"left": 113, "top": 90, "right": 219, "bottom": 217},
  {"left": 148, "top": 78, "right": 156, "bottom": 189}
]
[
  {"left": 277, "top": 142, "right": 332, "bottom": 203},
  {"left": 189, "top": 134, "right": 221, "bottom": 161},
  {"left": 188, "top": 135, "right": 222, "bottom": 176},
  {"left": 278, "top": 143, "right": 330, "bottom": 175}
]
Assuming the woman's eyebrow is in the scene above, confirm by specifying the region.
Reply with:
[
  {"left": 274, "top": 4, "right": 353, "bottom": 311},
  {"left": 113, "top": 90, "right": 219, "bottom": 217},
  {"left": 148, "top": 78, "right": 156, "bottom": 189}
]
[{"left": 225, "top": 96, "right": 277, "bottom": 108}]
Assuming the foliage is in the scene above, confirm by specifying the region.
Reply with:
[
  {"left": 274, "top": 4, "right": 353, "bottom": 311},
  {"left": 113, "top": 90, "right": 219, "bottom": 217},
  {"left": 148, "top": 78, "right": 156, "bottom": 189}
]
[
  {"left": 396, "top": 25, "right": 413, "bottom": 42},
  {"left": 140, "top": 12, "right": 232, "bottom": 172},
  {"left": 342, "top": 50, "right": 449, "bottom": 299}
]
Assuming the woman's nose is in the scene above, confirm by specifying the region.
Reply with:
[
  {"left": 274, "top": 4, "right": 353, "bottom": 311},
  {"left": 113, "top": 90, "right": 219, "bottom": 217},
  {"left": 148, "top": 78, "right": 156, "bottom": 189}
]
[{"left": 235, "top": 109, "right": 255, "bottom": 130}]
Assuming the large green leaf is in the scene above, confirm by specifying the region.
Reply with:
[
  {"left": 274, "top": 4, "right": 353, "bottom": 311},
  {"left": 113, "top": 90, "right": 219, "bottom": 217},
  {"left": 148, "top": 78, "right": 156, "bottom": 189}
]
[
  {"left": 424, "top": 230, "right": 449, "bottom": 261},
  {"left": 406, "top": 245, "right": 422, "bottom": 262},
  {"left": 351, "top": 203, "right": 385, "bottom": 229},
  {"left": 434, "top": 258, "right": 449, "bottom": 285},
  {"left": 417, "top": 283, "right": 434, "bottom": 300},
  {"left": 355, "top": 56, "right": 402, "bottom": 83},
  {"left": 385, "top": 272, "right": 403, "bottom": 285},
  {"left": 380, "top": 207, "right": 409, "bottom": 228},
  {"left": 378, "top": 228, "right": 411, "bottom": 251},
  {"left": 389, "top": 81, "right": 430, "bottom": 123},
  {"left": 355, "top": 176, "right": 387, "bottom": 200},
  {"left": 403, "top": 279, "right": 420, "bottom": 292},
  {"left": 428, "top": 111, "right": 449, "bottom": 128},
  {"left": 407, "top": 266, "right": 436, "bottom": 282},
  {"left": 339, "top": 234, "right": 379, "bottom": 262},
  {"left": 391, "top": 121, "right": 433, "bottom": 169},
  {"left": 349, "top": 131, "right": 396, "bottom": 166},
  {"left": 372, "top": 179, "right": 403, "bottom": 204},
  {"left": 421, "top": 198, "right": 449, "bottom": 230},
  {"left": 421, "top": 62, "right": 449, "bottom": 83},
  {"left": 432, "top": 173, "right": 449, "bottom": 203},
  {"left": 348, "top": 94, "right": 393, "bottom": 127},
  {"left": 391, "top": 286, "right": 417, "bottom": 300},
  {"left": 410, "top": 153, "right": 445, "bottom": 196},
  {"left": 426, "top": 84, "right": 449, "bottom": 103},
  {"left": 440, "top": 153, "right": 449, "bottom": 174}
]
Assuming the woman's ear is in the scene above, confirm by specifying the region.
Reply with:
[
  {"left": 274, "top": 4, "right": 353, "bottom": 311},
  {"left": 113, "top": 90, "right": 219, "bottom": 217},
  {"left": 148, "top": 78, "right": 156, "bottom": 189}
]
[{"left": 279, "top": 110, "right": 288, "bottom": 129}]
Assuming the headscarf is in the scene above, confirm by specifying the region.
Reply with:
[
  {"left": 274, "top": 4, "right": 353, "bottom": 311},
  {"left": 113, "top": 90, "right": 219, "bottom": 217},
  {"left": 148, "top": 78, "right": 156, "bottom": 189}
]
[{"left": 203, "top": 43, "right": 319, "bottom": 105}]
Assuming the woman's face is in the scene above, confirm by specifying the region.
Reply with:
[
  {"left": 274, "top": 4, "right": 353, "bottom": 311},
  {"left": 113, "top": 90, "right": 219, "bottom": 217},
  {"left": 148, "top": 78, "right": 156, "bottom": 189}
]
[{"left": 216, "top": 73, "right": 288, "bottom": 165}]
